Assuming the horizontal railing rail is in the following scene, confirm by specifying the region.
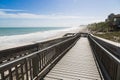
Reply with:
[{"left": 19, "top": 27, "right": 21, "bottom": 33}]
[
  {"left": 0, "top": 36, "right": 73, "bottom": 64},
  {"left": 88, "top": 34, "right": 120, "bottom": 80},
  {"left": 91, "top": 35, "right": 120, "bottom": 59},
  {"left": 0, "top": 33, "right": 80, "bottom": 80}
]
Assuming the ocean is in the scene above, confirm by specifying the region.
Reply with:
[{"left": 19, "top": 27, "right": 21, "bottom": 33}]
[
  {"left": 0, "top": 27, "right": 80, "bottom": 50},
  {"left": 0, "top": 27, "right": 67, "bottom": 36}
]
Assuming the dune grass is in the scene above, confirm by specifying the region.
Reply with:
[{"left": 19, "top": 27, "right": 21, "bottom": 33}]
[{"left": 95, "top": 32, "right": 120, "bottom": 42}]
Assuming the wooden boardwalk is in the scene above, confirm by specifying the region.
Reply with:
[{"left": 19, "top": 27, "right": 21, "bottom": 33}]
[{"left": 44, "top": 37, "right": 101, "bottom": 80}]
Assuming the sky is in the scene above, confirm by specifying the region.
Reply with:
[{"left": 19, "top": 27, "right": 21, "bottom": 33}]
[{"left": 0, "top": 0, "right": 120, "bottom": 27}]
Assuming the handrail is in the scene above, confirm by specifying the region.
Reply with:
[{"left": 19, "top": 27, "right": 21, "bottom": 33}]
[
  {"left": 88, "top": 34, "right": 120, "bottom": 80},
  {"left": 89, "top": 35, "right": 120, "bottom": 64},
  {"left": 0, "top": 35, "right": 72, "bottom": 64},
  {"left": 0, "top": 35, "right": 78, "bottom": 68},
  {"left": 0, "top": 33, "right": 80, "bottom": 80},
  {"left": 90, "top": 35, "right": 120, "bottom": 59}
]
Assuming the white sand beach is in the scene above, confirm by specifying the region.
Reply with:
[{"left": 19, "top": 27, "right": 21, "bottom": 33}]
[{"left": 0, "top": 26, "right": 86, "bottom": 50}]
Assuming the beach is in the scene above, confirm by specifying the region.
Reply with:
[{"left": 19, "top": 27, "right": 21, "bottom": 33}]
[{"left": 0, "top": 26, "right": 86, "bottom": 50}]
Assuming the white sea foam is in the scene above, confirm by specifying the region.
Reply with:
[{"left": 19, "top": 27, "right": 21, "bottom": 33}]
[{"left": 0, "top": 26, "right": 85, "bottom": 50}]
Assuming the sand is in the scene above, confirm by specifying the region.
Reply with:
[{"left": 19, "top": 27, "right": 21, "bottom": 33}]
[{"left": 0, "top": 26, "right": 86, "bottom": 50}]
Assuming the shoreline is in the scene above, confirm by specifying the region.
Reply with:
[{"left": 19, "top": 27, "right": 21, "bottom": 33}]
[{"left": 0, "top": 26, "right": 86, "bottom": 50}]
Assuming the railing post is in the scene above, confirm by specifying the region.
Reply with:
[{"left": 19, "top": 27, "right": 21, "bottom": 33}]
[
  {"left": 0, "top": 35, "right": 79, "bottom": 80},
  {"left": 32, "top": 55, "right": 39, "bottom": 78},
  {"left": 116, "top": 64, "right": 120, "bottom": 80}
]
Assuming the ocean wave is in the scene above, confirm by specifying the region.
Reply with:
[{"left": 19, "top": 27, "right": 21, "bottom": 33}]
[{"left": 0, "top": 27, "right": 82, "bottom": 50}]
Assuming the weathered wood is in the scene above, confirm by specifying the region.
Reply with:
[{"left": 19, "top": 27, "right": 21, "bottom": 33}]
[
  {"left": 89, "top": 34, "right": 120, "bottom": 80},
  {"left": 0, "top": 34, "right": 80, "bottom": 80},
  {"left": 44, "top": 38, "right": 101, "bottom": 80},
  {"left": 0, "top": 36, "right": 72, "bottom": 64}
]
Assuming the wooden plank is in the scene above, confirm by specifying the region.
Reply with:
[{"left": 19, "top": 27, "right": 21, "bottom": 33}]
[{"left": 44, "top": 38, "right": 101, "bottom": 80}]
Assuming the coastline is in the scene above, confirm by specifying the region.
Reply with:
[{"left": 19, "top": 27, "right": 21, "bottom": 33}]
[{"left": 0, "top": 26, "right": 86, "bottom": 50}]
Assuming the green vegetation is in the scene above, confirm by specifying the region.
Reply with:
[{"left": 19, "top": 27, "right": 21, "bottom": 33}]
[
  {"left": 95, "top": 32, "right": 120, "bottom": 42},
  {"left": 88, "top": 21, "right": 120, "bottom": 42},
  {"left": 88, "top": 22, "right": 109, "bottom": 32}
]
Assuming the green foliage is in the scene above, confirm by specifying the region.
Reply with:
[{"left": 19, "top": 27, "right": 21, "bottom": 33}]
[
  {"left": 95, "top": 32, "right": 120, "bottom": 42},
  {"left": 88, "top": 22, "right": 109, "bottom": 32},
  {"left": 88, "top": 21, "right": 120, "bottom": 42},
  {"left": 87, "top": 15, "right": 120, "bottom": 42}
]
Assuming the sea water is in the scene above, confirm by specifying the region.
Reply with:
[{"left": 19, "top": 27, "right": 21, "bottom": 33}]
[
  {"left": 0, "top": 27, "right": 80, "bottom": 50},
  {"left": 0, "top": 27, "right": 66, "bottom": 36}
]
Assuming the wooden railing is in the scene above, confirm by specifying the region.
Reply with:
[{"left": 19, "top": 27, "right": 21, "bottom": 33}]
[
  {"left": 88, "top": 34, "right": 120, "bottom": 80},
  {"left": 0, "top": 36, "right": 73, "bottom": 64},
  {"left": 0, "top": 33, "right": 80, "bottom": 80},
  {"left": 91, "top": 35, "right": 120, "bottom": 59}
]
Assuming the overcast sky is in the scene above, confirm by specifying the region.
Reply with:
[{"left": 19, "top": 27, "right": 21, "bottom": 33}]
[{"left": 0, "top": 0, "right": 120, "bottom": 27}]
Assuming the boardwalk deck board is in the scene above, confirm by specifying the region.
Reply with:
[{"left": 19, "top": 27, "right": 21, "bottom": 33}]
[{"left": 44, "top": 37, "right": 101, "bottom": 80}]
